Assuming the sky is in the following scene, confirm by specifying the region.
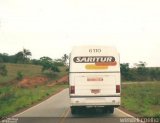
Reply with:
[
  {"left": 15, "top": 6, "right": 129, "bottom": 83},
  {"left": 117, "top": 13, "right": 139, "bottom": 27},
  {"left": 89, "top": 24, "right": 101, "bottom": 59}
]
[{"left": 0, "top": 0, "right": 160, "bottom": 67}]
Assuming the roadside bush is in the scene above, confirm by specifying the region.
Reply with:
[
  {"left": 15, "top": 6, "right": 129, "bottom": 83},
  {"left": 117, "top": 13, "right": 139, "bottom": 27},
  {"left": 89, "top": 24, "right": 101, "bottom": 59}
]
[
  {"left": 66, "top": 67, "right": 69, "bottom": 72},
  {"left": 0, "top": 64, "right": 8, "bottom": 76},
  {"left": 16, "top": 71, "right": 24, "bottom": 80},
  {"left": 53, "top": 61, "right": 64, "bottom": 66}
]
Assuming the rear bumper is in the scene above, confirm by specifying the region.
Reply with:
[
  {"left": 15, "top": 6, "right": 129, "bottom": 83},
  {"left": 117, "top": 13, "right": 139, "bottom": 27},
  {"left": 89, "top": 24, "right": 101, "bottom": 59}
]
[{"left": 70, "top": 96, "right": 120, "bottom": 107}]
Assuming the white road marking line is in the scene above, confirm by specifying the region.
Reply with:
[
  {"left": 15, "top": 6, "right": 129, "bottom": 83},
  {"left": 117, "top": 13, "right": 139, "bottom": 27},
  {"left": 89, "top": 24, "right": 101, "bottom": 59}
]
[
  {"left": 116, "top": 108, "right": 144, "bottom": 123},
  {"left": 116, "top": 108, "right": 134, "bottom": 117},
  {"left": 59, "top": 108, "right": 70, "bottom": 123}
]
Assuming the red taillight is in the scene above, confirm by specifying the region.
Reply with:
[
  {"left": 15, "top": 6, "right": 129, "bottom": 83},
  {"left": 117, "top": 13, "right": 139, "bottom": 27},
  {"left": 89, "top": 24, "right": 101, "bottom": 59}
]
[
  {"left": 116, "top": 85, "right": 120, "bottom": 93},
  {"left": 70, "top": 86, "right": 75, "bottom": 94}
]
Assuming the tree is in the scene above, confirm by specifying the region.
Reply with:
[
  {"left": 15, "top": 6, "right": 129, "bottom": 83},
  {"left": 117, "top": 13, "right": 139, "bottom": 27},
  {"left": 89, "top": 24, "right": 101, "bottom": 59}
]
[
  {"left": 31, "top": 59, "right": 41, "bottom": 65},
  {"left": 53, "top": 59, "right": 65, "bottom": 66},
  {"left": 0, "top": 53, "right": 17, "bottom": 63},
  {"left": 0, "top": 53, "right": 9, "bottom": 63},
  {"left": 62, "top": 54, "right": 69, "bottom": 66},
  {"left": 0, "top": 53, "right": 4, "bottom": 62},
  {"left": 22, "top": 48, "right": 32, "bottom": 60},
  {"left": 15, "top": 51, "right": 24, "bottom": 63},
  {"left": 15, "top": 48, "right": 32, "bottom": 63},
  {"left": 40, "top": 56, "right": 52, "bottom": 63},
  {"left": 134, "top": 61, "right": 148, "bottom": 75},
  {"left": 149, "top": 68, "right": 160, "bottom": 81},
  {"left": 40, "top": 56, "right": 60, "bottom": 73},
  {"left": 120, "top": 63, "right": 132, "bottom": 81},
  {"left": 40, "top": 56, "right": 53, "bottom": 71},
  {"left": 134, "top": 61, "right": 147, "bottom": 68},
  {"left": 133, "top": 61, "right": 148, "bottom": 81}
]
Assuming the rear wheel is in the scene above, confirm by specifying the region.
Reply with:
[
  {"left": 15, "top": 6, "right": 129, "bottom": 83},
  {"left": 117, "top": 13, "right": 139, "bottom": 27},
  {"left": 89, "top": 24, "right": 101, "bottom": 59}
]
[
  {"left": 71, "top": 106, "right": 77, "bottom": 115},
  {"left": 103, "top": 107, "right": 114, "bottom": 114},
  {"left": 103, "top": 107, "right": 108, "bottom": 113},
  {"left": 109, "top": 107, "right": 114, "bottom": 113},
  {"left": 71, "top": 106, "right": 85, "bottom": 114}
]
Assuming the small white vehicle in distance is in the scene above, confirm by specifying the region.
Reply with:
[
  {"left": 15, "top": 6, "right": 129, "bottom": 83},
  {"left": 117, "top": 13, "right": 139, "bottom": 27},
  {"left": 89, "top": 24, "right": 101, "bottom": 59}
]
[{"left": 69, "top": 46, "right": 121, "bottom": 114}]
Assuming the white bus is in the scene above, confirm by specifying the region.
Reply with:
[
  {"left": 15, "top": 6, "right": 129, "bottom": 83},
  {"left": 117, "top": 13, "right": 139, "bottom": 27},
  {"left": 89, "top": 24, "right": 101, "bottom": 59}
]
[{"left": 69, "top": 46, "right": 121, "bottom": 114}]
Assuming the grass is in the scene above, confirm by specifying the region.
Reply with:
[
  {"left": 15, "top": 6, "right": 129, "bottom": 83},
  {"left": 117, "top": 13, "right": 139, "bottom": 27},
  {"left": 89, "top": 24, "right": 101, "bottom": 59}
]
[
  {"left": 0, "top": 84, "right": 68, "bottom": 117},
  {"left": 0, "top": 63, "right": 68, "bottom": 84},
  {"left": 0, "top": 63, "right": 68, "bottom": 118},
  {"left": 0, "top": 63, "right": 42, "bottom": 84},
  {"left": 43, "top": 66, "right": 68, "bottom": 81},
  {"left": 121, "top": 82, "right": 160, "bottom": 117},
  {"left": 3, "top": 63, "right": 159, "bottom": 118}
]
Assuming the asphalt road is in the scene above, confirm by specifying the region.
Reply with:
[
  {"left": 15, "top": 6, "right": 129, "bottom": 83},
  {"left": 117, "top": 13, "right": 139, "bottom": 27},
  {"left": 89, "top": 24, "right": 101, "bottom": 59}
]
[{"left": 11, "top": 89, "right": 134, "bottom": 123}]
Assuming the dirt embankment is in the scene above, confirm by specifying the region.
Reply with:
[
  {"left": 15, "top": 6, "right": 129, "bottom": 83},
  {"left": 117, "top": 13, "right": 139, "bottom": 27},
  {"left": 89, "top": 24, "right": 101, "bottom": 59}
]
[
  {"left": 47, "top": 75, "right": 69, "bottom": 87},
  {"left": 18, "top": 75, "right": 68, "bottom": 88},
  {"left": 18, "top": 76, "right": 48, "bottom": 88}
]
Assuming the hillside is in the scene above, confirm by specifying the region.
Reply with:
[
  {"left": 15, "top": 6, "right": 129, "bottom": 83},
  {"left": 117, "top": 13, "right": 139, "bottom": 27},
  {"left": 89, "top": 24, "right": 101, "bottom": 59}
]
[
  {"left": 0, "top": 63, "right": 68, "bottom": 118},
  {"left": 0, "top": 63, "right": 42, "bottom": 84},
  {"left": 0, "top": 63, "right": 68, "bottom": 84}
]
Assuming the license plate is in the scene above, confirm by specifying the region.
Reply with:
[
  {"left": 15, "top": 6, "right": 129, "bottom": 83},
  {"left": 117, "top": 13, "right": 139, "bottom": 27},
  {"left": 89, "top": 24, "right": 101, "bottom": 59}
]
[
  {"left": 87, "top": 77, "right": 103, "bottom": 81},
  {"left": 91, "top": 89, "right": 100, "bottom": 94}
]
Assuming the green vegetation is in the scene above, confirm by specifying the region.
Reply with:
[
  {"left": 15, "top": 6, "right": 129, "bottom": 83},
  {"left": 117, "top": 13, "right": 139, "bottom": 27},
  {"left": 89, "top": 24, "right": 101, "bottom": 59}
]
[
  {"left": 0, "top": 63, "right": 68, "bottom": 118},
  {"left": 0, "top": 64, "right": 7, "bottom": 76},
  {"left": 0, "top": 48, "right": 68, "bottom": 68},
  {"left": 121, "top": 62, "right": 160, "bottom": 81},
  {"left": 121, "top": 82, "right": 160, "bottom": 117},
  {"left": 0, "top": 49, "right": 69, "bottom": 118},
  {"left": 61, "top": 54, "right": 69, "bottom": 66},
  {"left": 0, "top": 63, "right": 42, "bottom": 84},
  {"left": 0, "top": 84, "right": 68, "bottom": 117},
  {"left": 16, "top": 71, "right": 24, "bottom": 80},
  {"left": 1, "top": 48, "right": 160, "bottom": 118},
  {"left": 0, "top": 48, "right": 69, "bottom": 81},
  {"left": 0, "top": 48, "right": 31, "bottom": 64},
  {"left": 40, "top": 56, "right": 60, "bottom": 73}
]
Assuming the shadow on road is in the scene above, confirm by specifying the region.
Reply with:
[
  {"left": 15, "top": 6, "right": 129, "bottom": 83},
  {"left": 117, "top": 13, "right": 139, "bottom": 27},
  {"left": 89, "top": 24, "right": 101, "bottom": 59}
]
[
  {"left": 71, "top": 107, "right": 113, "bottom": 118},
  {"left": 65, "top": 108, "right": 121, "bottom": 123}
]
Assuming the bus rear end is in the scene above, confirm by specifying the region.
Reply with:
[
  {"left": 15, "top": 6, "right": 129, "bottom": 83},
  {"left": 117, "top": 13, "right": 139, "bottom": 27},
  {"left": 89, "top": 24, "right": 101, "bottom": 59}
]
[{"left": 69, "top": 46, "right": 120, "bottom": 114}]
